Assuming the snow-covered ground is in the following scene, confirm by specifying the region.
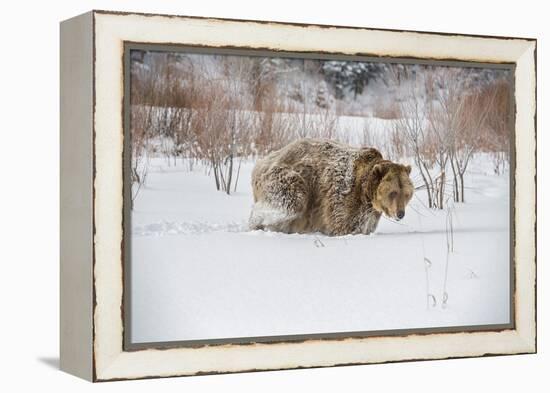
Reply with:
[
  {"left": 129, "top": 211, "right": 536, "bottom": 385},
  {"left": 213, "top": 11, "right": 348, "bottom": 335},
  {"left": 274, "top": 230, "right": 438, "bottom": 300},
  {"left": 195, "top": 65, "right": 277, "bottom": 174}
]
[{"left": 130, "top": 154, "right": 510, "bottom": 344}]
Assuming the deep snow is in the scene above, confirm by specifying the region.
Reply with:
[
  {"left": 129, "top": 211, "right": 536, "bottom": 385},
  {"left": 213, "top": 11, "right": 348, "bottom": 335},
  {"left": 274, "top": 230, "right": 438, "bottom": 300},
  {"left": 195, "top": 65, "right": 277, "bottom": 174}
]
[{"left": 130, "top": 154, "right": 510, "bottom": 343}]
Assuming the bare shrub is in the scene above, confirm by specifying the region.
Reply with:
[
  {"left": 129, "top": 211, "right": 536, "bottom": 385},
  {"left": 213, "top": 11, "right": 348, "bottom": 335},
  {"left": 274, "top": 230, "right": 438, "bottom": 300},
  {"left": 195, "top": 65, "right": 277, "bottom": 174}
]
[
  {"left": 309, "top": 108, "right": 339, "bottom": 140},
  {"left": 131, "top": 53, "right": 201, "bottom": 167},
  {"left": 191, "top": 59, "right": 255, "bottom": 194},
  {"left": 192, "top": 82, "right": 231, "bottom": 192},
  {"left": 381, "top": 124, "right": 407, "bottom": 162},
  {"left": 129, "top": 105, "right": 152, "bottom": 207},
  {"left": 450, "top": 89, "right": 491, "bottom": 201},
  {"left": 290, "top": 99, "right": 316, "bottom": 139},
  {"left": 394, "top": 87, "right": 441, "bottom": 209},
  {"left": 479, "top": 80, "right": 512, "bottom": 174},
  {"left": 361, "top": 120, "right": 377, "bottom": 147},
  {"left": 253, "top": 97, "right": 293, "bottom": 156}
]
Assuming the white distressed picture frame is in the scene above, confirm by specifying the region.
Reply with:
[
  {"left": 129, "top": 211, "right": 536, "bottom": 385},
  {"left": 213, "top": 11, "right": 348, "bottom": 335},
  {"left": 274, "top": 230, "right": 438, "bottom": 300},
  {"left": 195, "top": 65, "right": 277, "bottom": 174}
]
[{"left": 60, "top": 10, "right": 536, "bottom": 382}]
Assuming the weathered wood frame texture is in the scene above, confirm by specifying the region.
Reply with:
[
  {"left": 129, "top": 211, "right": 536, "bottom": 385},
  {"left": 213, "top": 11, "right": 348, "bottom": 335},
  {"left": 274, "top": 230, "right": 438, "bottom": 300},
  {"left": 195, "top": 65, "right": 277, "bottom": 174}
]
[
  {"left": 60, "top": 10, "right": 537, "bottom": 382},
  {"left": 60, "top": 11, "right": 94, "bottom": 381}
]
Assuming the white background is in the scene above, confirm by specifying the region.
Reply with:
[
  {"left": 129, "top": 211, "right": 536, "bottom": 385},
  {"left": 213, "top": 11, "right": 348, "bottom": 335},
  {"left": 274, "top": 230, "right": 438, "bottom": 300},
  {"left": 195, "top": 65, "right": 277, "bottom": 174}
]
[{"left": 0, "top": 0, "right": 545, "bottom": 391}]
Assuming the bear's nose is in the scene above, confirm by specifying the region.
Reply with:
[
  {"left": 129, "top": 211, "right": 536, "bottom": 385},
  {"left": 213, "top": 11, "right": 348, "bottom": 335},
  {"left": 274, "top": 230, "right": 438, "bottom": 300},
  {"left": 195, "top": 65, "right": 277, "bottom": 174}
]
[{"left": 397, "top": 210, "right": 405, "bottom": 220}]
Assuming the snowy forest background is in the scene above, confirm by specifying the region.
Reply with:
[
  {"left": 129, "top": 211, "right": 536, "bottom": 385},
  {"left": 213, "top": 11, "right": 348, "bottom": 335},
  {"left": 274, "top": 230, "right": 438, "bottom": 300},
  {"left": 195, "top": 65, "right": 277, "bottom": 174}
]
[
  {"left": 130, "top": 50, "right": 512, "bottom": 210},
  {"left": 128, "top": 49, "right": 513, "bottom": 343}
]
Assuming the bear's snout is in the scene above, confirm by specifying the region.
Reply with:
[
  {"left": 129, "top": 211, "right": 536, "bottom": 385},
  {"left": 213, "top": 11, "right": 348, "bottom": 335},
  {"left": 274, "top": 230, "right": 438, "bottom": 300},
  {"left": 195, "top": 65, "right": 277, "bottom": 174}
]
[{"left": 397, "top": 210, "right": 405, "bottom": 220}]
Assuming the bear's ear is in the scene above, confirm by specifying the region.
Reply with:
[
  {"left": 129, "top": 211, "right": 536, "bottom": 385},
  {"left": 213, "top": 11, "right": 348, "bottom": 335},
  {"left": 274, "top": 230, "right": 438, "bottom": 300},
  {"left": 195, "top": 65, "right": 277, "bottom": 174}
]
[
  {"left": 404, "top": 165, "right": 412, "bottom": 175},
  {"left": 372, "top": 164, "right": 387, "bottom": 180}
]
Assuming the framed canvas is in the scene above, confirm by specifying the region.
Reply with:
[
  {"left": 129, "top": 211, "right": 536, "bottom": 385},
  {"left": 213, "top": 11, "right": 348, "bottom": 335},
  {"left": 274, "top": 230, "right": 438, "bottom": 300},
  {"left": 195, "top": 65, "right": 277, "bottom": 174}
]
[{"left": 60, "top": 10, "right": 537, "bottom": 382}]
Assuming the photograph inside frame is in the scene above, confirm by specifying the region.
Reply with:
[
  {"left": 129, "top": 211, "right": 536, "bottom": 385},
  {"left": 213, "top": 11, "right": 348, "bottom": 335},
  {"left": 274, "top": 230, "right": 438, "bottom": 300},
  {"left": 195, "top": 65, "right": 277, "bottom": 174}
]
[{"left": 125, "top": 45, "right": 514, "bottom": 346}]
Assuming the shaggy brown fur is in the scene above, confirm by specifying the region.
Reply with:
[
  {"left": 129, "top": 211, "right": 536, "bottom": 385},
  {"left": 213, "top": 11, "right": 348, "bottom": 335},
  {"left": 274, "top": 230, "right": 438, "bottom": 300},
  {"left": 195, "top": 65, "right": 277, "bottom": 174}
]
[{"left": 249, "top": 138, "right": 414, "bottom": 236}]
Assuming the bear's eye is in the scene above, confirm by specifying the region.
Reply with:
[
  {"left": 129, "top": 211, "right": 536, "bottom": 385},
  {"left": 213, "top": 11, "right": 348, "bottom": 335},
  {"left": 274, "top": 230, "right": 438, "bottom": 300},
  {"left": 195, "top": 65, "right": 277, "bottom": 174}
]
[{"left": 389, "top": 191, "right": 398, "bottom": 199}]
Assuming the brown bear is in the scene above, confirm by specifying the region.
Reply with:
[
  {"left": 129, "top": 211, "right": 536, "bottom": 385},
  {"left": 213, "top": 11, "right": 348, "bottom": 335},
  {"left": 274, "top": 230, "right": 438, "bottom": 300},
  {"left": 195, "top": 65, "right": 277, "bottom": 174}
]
[{"left": 249, "top": 138, "right": 414, "bottom": 236}]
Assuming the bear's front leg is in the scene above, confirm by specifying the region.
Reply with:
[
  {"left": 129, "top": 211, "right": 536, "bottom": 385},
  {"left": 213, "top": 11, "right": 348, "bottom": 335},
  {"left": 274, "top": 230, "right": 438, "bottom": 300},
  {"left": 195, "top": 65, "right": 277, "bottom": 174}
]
[{"left": 361, "top": 211, "right": 381, "bottom": 235}]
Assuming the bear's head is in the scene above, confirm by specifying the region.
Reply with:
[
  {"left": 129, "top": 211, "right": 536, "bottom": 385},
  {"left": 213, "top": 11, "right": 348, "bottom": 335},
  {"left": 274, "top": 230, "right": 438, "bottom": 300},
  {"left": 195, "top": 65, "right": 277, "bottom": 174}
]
[{"left": 369, "top": 162, "right": 414, "bottom": 221}]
